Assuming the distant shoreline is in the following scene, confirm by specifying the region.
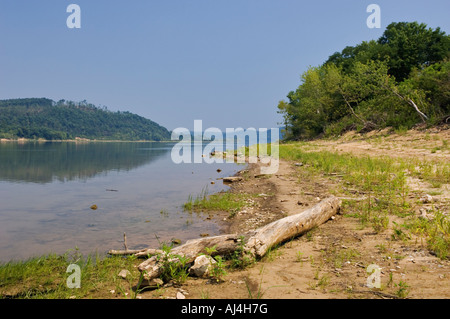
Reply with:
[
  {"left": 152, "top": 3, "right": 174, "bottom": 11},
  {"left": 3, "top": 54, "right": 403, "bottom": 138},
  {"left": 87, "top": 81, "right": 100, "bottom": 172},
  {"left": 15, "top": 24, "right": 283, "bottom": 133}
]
[{"left": 0, "top": 137, "right": 174, "bottom": 143}]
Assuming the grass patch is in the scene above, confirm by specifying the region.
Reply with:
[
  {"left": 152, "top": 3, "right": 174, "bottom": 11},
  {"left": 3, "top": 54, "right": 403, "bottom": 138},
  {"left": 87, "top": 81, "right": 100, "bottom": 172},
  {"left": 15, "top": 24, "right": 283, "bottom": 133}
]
[
  {"left": 279, "top": 141, "right": 449, "bottom": 260},
  {"left": 183, "top": 188, "right": 256, "bottom": 216},
  {"left": 0, "top": 248, "right": 141, "bottom": 299},
  {"left": 404, "top": 210, "right": 450, "bottom": 259}
]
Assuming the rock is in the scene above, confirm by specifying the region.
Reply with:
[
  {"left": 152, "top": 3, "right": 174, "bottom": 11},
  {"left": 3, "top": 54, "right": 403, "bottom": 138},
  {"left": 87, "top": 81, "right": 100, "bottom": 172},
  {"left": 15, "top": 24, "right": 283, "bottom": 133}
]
[
  {"left": 118, "top": 269, "right": 131, "bottom": 279},
  {"left": 420, "top": 194, "right": 434, "bottom": 203},
  {"left": 223, "top": 176, "right": 243, "bottom": 183},
  {"left": 176, "top": 292, "right": 186, "bottom": 299},
  {"left": 141, "top": 277, "right": 164, "bottom": 288},
  {"left": 178, "top": 288, "right": 189, "bottom": 295},
  {"left": 189, "top": 255, "right": 217, "bottom": 277}
]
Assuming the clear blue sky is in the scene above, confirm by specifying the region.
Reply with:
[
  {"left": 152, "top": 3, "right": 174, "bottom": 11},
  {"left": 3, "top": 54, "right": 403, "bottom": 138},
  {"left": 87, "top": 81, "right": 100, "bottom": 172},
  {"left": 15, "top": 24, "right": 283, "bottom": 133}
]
[{"left": 1, "top": 0, "right": 449, "bottom": 131}]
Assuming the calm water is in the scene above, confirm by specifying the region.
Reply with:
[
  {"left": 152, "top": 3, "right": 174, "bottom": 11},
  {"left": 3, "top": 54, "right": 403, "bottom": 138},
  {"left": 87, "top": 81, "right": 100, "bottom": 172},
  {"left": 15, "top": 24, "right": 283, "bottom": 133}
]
[{"left": 0, "top": 141, "right": 244, "bottom": 262}]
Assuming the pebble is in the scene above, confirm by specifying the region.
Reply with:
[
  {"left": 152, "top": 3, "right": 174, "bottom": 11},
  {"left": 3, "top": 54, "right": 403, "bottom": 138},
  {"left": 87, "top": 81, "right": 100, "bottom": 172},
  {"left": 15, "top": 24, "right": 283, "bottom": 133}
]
[
  {"left": 420, "top": 194, "right": 434, "bottom": 204},
  {"left": 118, "top": 269, "right": 131, "bottom": 279}
]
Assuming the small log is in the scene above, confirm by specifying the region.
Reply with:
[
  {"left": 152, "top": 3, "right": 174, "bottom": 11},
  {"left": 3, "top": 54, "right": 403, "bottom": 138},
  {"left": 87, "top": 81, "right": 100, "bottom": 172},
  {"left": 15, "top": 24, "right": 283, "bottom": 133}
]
[
  {"left": 108, "top": 248, "right": 149, "bottom": 256},
  {"left": 244, "top": 196, "right": 341, "bottom": 258}
]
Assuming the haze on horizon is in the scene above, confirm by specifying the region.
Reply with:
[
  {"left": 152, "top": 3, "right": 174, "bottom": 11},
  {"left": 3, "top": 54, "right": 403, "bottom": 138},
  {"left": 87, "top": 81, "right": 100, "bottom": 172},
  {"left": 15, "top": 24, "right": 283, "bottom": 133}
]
[{"left": 0, "top": 0, "right": 449, "bottom": 132}]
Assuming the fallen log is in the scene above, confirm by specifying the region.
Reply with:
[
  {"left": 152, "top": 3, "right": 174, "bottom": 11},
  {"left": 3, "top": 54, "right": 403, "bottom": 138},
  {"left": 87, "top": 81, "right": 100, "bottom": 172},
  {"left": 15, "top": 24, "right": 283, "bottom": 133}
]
[
  {"left": 134, "top": 196, "right": 341, "bottom": 282},
  {"left": 108, "top": 248, "right": 149, "bottom": 256},
  {"left": 244, "top": 196, "right": 341, "bottom": 258}
]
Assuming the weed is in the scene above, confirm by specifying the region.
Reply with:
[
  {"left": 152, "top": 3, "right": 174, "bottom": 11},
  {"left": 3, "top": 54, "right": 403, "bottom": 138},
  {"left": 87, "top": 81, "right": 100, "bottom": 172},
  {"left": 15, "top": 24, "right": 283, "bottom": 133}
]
[
  {"left": 394, "top": 280, "right": 410, "bottom": 298},
  {"left": 375, "top": 243, "right": 387, "bottom": 253},
  {"left": 203, "top": 245, "right": 217, "bottom": 256},
  {"left": 318, "top": 274, "right": 330, "bottom": 289},
  {"left": 229, "top": 236, "right": 255, "bottom": 269},
  {"left": 157, "top": 245, "right": 190, "bottom": 285},
  {"left": 406, "top": 210, "right": 449, "bottom": 259},
  {"left": 391, "top": 222, "right": 411, "bottom": 242},
  {"left": 209, "top": 256, "right": 227, "bottom": 282},
  {"left": 295, "top": 251, "right": 305, "bottom": 265}
]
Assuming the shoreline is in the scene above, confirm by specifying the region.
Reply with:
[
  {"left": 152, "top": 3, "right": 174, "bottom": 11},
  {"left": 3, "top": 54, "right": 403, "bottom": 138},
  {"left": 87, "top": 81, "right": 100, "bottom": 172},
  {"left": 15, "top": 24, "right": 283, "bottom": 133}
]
[
  {"left": 1, "top": 128, "right": 449, "bottom": 299},
  {"left": 0, "top": 138, "right": 173, "bottom": 143}
]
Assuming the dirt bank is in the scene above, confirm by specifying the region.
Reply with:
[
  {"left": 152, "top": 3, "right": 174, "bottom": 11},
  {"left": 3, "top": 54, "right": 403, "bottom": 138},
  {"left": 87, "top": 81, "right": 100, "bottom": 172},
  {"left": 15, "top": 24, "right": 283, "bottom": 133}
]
[{"left": 138, "top": 127, "right": 449, "bottom": 299}]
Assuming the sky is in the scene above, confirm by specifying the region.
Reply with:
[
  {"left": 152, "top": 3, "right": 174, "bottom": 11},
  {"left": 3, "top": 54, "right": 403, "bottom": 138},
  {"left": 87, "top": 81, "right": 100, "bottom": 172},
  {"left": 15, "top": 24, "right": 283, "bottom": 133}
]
[{"left": 0, "top": 1, "right": 449, "bottom": 132}]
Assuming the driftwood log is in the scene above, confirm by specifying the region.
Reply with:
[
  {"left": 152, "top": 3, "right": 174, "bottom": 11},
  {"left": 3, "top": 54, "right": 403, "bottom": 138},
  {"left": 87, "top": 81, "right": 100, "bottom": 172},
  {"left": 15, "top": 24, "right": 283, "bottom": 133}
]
[
  {"left": 110, "top": 196, "right": 341, "bottom": 282},
  {"left": 244, "top": 196, "right": 341, "bottom": 258}
]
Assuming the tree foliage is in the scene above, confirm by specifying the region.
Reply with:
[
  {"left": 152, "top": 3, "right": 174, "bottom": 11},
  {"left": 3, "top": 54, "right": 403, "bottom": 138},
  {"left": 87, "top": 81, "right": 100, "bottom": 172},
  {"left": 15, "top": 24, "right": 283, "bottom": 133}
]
[
  {"left": 279, "top": 22, "right": 450, "bottom": 140},
  {"left": 0, "top": 98, "right": 171, "bottom": 141}
]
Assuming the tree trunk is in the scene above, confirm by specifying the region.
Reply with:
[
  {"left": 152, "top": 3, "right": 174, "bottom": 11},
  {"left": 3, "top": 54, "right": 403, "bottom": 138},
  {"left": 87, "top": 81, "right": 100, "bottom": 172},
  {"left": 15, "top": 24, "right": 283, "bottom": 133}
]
[
  {"left": 244, "top": 196, "right": 341, "bottom": 258},
  {"left": 132, "top": 196, "right": 341, "bottom": 281}
]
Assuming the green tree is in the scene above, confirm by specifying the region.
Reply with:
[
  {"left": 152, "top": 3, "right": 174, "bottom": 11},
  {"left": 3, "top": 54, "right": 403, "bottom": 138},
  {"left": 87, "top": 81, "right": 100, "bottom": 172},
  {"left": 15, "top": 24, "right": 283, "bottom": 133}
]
[
  {"left": 0, "top": 98, "right": 171, "bottom": 141},
  {"left": 378, "top": 22, "right": 450, "bottom": 81}
]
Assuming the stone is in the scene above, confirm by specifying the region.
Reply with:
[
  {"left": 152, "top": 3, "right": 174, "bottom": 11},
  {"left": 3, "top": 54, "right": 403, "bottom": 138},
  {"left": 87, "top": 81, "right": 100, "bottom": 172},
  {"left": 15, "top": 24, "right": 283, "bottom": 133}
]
[
  {"left": 118, "top": 269, "right": 131, "bottom": 279},
  {"left": 141, "top": 277, "right": 164, "bottom": 288},
  {"left": 420, "top": 194, "right": 434, "bottom": 203},
  {"left": 176, "top": 291, "right": 186, "bottom": 299},
  {"left": 189, "top": 255, "right": 216, "bottom": 277},
  {"left": 171, "top": 238, "right": 182, "bottom": 245},
  {"left": 223, "top": 176, "right": 243, "bottom": 183}
]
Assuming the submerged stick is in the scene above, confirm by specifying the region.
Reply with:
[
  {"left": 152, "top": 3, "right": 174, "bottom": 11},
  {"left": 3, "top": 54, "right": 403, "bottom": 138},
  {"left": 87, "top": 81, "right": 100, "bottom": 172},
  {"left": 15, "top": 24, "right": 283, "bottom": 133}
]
[{"left": 123, "top": 232, "right": 128, "bottom": 251}]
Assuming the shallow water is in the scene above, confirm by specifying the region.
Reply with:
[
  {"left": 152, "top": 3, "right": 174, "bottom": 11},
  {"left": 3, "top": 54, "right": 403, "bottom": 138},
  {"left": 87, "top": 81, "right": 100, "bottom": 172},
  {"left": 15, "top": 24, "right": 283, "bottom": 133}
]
[{"left": 0, "top": 141, "right": 244, "bottom": 262}]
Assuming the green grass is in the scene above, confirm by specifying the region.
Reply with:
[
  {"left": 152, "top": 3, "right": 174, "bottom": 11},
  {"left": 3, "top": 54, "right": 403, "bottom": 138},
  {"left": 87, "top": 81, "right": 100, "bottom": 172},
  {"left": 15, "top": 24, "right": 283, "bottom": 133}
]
[
  {"left": 279, "top": 142, "right": 449, "bottom": 260},
  {"left": 280, "top": 144, "right": 412, "bottom": 229},
  {"left": 183, "top": 188, "right": 256, "bottom": 216},
  {"left": 404, "top": 209, "right": 450, "bottom": 259},
  {"left": 0, "top": 248, "right": 142, "bottom": 299}
]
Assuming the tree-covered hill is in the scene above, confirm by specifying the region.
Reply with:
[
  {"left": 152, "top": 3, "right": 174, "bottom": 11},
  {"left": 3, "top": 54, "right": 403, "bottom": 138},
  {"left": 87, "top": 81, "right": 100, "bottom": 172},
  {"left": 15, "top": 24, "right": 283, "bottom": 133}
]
[
  {"left": 278, "top": 22, "right": 450, "bottom": 140},
  {"left": 0, "top": 98, "right": 171, "bottom": 141}
]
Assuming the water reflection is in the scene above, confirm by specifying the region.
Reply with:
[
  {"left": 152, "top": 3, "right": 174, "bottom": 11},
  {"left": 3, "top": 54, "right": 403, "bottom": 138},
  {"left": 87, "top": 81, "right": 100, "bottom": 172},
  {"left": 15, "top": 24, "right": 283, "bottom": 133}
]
[
  {"left": 0, "top": 142, "right": 171, "bottom": 183},
  {"left": 0, "top": 141, "right": 243, "bottom": 262}
]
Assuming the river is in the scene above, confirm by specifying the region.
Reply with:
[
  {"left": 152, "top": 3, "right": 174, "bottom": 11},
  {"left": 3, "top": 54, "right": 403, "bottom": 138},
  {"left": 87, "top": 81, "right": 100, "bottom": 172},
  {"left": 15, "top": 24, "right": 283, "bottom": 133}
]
[{"left": 0, "top": 141, "right": 244, "bottom": 262}]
